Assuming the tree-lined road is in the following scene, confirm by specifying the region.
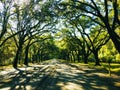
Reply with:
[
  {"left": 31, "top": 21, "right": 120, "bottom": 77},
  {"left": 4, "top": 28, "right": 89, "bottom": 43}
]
[{"left": 0, "top": 59, "right": 120, "bottom": 90}]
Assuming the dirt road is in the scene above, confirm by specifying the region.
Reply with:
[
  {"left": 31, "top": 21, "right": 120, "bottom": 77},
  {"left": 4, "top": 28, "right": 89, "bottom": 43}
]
[{"left": 0, "top": 59, "right": 120, "bottom": 90}]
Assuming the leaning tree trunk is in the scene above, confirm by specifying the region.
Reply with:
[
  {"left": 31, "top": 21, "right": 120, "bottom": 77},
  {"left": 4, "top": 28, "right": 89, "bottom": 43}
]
[
  {"left": 108, "top": 30, "right": 120, "bottom": 53},
  {"left": 104, "top": 21, "right": 120, "bottom": 53}
]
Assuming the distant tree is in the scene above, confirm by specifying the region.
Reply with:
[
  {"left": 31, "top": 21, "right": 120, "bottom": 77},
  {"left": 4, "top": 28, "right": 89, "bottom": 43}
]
[
  {"left": 70, "top": 16, "right": 109, "bottom": 65},
  {"left": 55, "top": 28, "right": 82, "bottom": 62}
]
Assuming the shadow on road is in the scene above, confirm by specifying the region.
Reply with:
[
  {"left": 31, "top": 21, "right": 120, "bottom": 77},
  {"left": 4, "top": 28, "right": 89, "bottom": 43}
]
[{"left": 0, "top": 61, "right": 120, "bottom": 90}]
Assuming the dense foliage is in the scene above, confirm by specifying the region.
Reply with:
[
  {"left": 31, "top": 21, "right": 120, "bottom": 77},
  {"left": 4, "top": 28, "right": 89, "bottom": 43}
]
[{"left": 0, "top": 0, "right": 119, "bottom": 67}]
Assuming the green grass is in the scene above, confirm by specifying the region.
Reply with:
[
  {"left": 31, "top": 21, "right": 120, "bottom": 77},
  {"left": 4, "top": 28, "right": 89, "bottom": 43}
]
[
  {"left": 88, "top": 62, "right": 120, "bottom": 75},
  {"left": 0, "top": 65, "right": 13, "bottom": 70},
  {"left": 101, "top": 63, "right": 120, "bottom": 75},
  {"left": 74, "top": 62, "right": 120, "bottom": 76}
]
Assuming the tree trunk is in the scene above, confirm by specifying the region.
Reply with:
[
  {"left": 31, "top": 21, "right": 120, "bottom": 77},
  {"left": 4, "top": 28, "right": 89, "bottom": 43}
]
[
  {"left": 82, "top": 51, "right": 88, "bottom": 64},
  {"left": 40, "top": 51, "right": 43, "bottom": 61},
  {"left": 70, "top": 55, "right": 72, "bottom": 62},
  {"left": 13, "top": 38, "right": 23, "bottom": 68},
  {"left": 24, "top": 45, "right": 29, "bottom": 66},
  {"left": 37, "top": 50, "right": 40, "bottom": 63},
  {"left": 66, "top": 52, "right": 70, "bottom": 62},
  {"left": 0, "top": 18, "right": 7, "bottom": 40},
  {"left": 13, "top": 45, "right": 22, "bottom": 68},
  {"left": 83, "top": 55, "right": 88, "bottom": 64},
  {"left": 104, "top": 21, "right": 120, "bottom": 53},
  {"left": 77, "top": 50, "right": 80, "bottom": 62},
  {"left": 72, "top": 51, "right": 75, "bottom": 63},
  {"left": 108, "top": 30, "right": 120, "bottom": 53},
  {"left": 94, "top": 50, "right": 101, "bottom": 66}
]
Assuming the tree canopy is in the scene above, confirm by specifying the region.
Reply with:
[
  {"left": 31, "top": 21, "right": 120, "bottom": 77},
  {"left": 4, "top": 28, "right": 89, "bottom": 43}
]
[{"left": 0, "top": 0, "right": 120, "bottom": 67}]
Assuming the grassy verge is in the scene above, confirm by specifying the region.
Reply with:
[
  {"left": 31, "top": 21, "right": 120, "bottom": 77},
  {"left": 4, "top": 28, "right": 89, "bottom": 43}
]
[
  {"left": 101, "top": 63, "right": 120, "bottom": 76},
  {"left": 85, "top": 62, "right": 120, "bottom": 76},
  {"left": 0, "top": 65, "right": 13, "bottom": 70},
  {"left": 72, "top": 62, "right": 120, "bottom": 76}
]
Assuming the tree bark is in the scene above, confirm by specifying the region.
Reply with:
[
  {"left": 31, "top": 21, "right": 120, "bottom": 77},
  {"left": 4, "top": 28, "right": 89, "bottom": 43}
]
[
  {"left": 77, "top": 50, "right": 80, "bottom": 62},
  {"left": 71, "top": 51, "right": 75, "bottom": 63},
  {"left": 108, "top": 30, "right": 120, "bottom": 53},
  {"left": 13, "top": 38, "right": 24, "bottom": 68},
  {"left": 93, "top": 50, "right": 101, "bottom": 66},
  {"left": 24, "top": 45, "right": 29, "bottom": 66},
  {"left": 13, "top": 45, "right": 22, "bottom": 68},
  {"left": 83, "top": 54, "right": 88, "bottom": 64},
  {"left": 40, "top": 51, "right": 43, "bottom": 62}
]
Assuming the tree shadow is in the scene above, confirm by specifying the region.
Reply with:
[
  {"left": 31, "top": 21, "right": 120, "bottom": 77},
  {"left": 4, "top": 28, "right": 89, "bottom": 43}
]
[
  {"left": 0, "top": 63, "right": 120, "bottom": 90},
  {"left": 0, "top": 65, "right": 61, "bottom": 90},
  {"left": 54, "top": 63, "right": 120, "bottom": 90},
  {"left": 33, "top": 63, "right": 120, "bottom": 90}
]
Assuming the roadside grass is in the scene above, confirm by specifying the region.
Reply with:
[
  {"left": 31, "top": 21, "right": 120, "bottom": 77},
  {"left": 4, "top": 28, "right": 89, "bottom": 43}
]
[
  {"left": 0, "top": 59, "right": 63, "bottom": 71},
  {"left": 77, "top": 62, "right": 120, "bottom": 76},
  {"left": 0, "top": 65, "right": 13, "bottom": 70},
  {"left": 101, "top": 63, "right": 120, "bottom": 76},
  {"left": 69, "top": 61, "right": 119, "bottom": 76},
  {"left": 0, "top": 63, "right": 33, "bottom": 71}
]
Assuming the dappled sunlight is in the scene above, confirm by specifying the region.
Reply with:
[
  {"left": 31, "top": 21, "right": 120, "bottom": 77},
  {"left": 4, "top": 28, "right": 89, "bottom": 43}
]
[
  {"left": 0, "top": 0, "right": 120, "bottom": 89},
  {"left": 0, "top": 87, "right": 10, "bottom": 90},
  {"left": 57, "top": 82, "right": 84, "bottom": 90},
  {"left": 114, "top": 82, "right": 120, "bottom": 87},
  {"left": 112, "top": 68, "right": 120, "bottom": 72},
  {"left": 0, "top": 60, "right": 120, "bottom": 90},
  {"left": 91, "top": 85, "right": 108, "bottom": 90}
]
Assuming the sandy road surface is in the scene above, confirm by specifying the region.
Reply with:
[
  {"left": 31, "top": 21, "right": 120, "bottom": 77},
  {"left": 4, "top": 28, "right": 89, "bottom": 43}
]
[{"left": 0, "top": 59, "right": 120, "bottom": 90}]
